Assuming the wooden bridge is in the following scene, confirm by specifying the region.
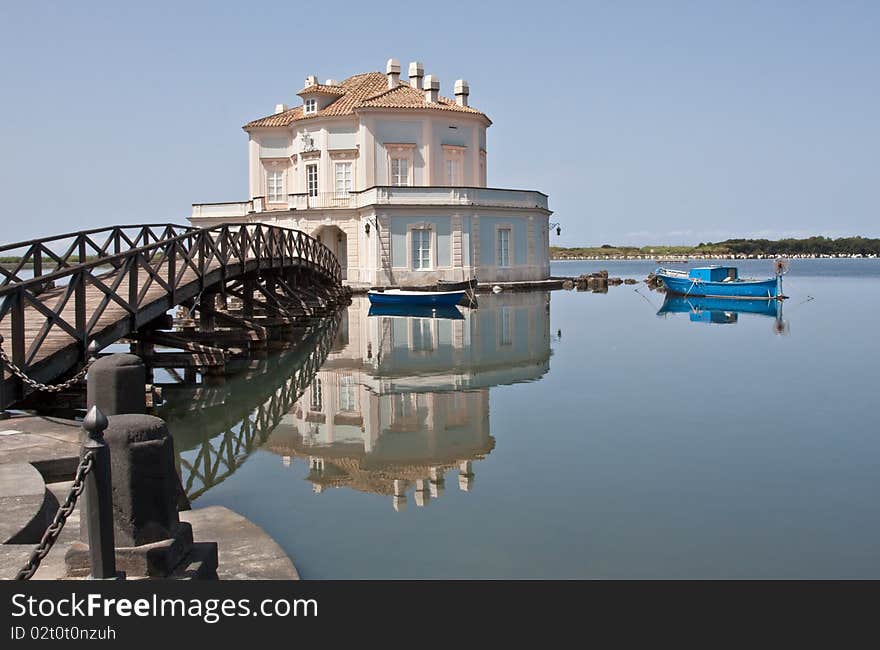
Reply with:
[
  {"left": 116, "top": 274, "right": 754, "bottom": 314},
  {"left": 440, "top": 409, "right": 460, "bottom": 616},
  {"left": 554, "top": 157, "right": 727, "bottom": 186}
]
[{"left": 0, "top": 223, "right": 349, "bottom": 412}]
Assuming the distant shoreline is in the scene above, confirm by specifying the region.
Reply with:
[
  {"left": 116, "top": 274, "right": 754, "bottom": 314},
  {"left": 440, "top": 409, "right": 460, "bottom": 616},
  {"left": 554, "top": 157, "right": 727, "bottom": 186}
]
[
  {"left": 551, "top": 236, "right": 880, "bottom": 261},
  {"left": 550, "top": 254, "right": 879, "bottom": 261}
]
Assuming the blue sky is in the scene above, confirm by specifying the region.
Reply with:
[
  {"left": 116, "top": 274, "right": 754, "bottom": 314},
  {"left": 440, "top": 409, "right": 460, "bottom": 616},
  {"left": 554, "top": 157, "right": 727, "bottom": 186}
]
[{"left": 0, "top": 1, "right": 877, "bottom": 246}]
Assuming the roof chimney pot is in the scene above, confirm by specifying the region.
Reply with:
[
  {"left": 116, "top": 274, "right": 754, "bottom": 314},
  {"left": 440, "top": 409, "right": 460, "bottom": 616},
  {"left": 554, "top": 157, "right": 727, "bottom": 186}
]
[
  {"left": 408, "top": 61, "right": 424, "bottom": 90},
  {"left": 305, "top": 75, "right": 318, "bottom": 87},
  {"left": 424, "top": 74, "right": 440, "bottom": 103},
  {"left": 274, "top": 103, "right": 288, "bottom": 114},
  {"left": 454, "top": 79, "right": 470, "bottom": 107},
  {"left": 386, "top": 58, "right": 401, "bottom": 89}
]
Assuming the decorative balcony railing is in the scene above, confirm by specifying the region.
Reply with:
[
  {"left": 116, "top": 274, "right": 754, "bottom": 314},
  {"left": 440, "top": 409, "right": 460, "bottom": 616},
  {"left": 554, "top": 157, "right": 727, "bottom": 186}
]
[
  {"left": 288, "top": 192, "right": 356, "bottom": 210},
  {"left": 191, "top": 186, "right": 549, "bottom": 220},
  {"left": 191, "top": 201, "right": 255, "bottom": 219},
  {"left": 355, "top": 186, "right": 548, "bottom": 210}
]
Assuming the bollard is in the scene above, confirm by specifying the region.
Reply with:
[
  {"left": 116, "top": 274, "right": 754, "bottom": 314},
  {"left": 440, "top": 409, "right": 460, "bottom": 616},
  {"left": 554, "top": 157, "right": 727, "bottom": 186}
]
[
  {"left": 87, "top": 354, "right": 146, "bottom": 416},
  {"left": 81, "top": 406, "right": 120, "bottom": 580},
  {"left": 66, "top": 412, "right": 218, "bottom": 579},
  {"left": 86, "top": 353, "right": 190, "bottom": 512}
]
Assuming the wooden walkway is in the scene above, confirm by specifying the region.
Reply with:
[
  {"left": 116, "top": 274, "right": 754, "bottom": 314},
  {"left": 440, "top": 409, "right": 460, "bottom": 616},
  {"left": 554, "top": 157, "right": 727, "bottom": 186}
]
[{"left": 0, "top": 224, "right": 343, "bottom": 410}]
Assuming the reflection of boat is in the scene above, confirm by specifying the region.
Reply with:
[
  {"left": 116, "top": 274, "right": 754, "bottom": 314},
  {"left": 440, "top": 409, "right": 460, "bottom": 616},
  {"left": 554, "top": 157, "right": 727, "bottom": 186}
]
[
  {"left": 655, "top": 266, "right": 781, "bottom": 298},
  {"left": 368, "top": 304, "right": 464, "bottom": 320},
  {"left": 367, "top": 288, "right": 466, "bottom": 307},
  {"left": 658, "top": 295, "right": 781, "bottom": 324}
]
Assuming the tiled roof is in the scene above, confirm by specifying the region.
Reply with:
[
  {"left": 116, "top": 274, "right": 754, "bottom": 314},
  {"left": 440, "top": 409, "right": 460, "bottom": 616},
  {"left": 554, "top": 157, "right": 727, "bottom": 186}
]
[
  {"left": 296, "top": 83, "right": 345, "bottom": 97},
  {"left": 358, "top": 83, "right": 488, "bottom": 118},
  {"left": 244, "top": 71, "right": 489, "bottom": 129}
]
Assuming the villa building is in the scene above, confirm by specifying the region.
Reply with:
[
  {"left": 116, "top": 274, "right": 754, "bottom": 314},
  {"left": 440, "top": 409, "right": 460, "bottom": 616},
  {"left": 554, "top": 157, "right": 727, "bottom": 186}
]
[{"left": 190, "top": 58, "right": 552, "bottom": 287}]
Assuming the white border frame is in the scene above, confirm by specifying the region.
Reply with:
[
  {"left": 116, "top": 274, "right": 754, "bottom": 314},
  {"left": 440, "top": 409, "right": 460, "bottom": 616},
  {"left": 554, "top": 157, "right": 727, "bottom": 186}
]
[{"left": 408, "top": 223, "right": 435, "bottom": 271}]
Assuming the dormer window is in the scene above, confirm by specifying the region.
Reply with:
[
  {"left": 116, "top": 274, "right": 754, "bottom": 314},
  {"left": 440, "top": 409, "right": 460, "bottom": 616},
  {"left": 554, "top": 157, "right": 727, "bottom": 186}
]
[{"left": 304, "top": 98, "right": 317, "bottom": 114}]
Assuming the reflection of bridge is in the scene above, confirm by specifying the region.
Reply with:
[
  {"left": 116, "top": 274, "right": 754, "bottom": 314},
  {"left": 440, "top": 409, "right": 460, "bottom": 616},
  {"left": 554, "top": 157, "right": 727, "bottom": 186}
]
[
  {"left": 158, "top": 314, "right": 341, "bottom": 500},
  {"left": 0, "top": 223, "right": 345, "bottom": 411}
]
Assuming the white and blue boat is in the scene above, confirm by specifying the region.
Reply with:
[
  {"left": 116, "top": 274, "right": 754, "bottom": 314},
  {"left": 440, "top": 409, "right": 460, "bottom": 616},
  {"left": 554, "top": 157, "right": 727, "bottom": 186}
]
[
  {"left": 654, "top": 265, "right": 781, "bottom": 299},
  {"left": 367, "top": 288, "right": 467, "bottom": 308}
]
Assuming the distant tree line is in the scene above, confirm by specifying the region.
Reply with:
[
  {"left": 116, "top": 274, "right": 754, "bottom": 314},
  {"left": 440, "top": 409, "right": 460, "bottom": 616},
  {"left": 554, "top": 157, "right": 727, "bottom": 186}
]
[
  {"left": 551, "top": 236, "right": 880, "bottom": 258},
  {"left": 695, "top": 237, "right": 880, "bottom": 256}
]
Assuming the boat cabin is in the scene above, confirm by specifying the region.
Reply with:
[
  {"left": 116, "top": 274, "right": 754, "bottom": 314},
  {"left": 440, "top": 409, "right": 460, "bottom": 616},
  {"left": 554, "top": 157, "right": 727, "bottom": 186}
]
[{"left": 688, "top": 266, "right": 738, "bottom": 282}]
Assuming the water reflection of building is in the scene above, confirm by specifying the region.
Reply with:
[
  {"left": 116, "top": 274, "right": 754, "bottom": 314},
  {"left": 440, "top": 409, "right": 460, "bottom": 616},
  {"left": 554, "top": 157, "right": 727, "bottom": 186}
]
[{"left": 265, "top": 291, "right": 550, "bottom": 510}]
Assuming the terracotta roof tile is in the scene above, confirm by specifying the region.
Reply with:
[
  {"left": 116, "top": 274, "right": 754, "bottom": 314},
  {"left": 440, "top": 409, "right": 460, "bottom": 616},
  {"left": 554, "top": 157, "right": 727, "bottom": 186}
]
[
  {"left": 296, "top": 83, "right": 345, "bottom": 97},
  {"left": 358, "top": 83, "right": 488, "bottom": 118},
  {"left": 243, "top": 72, "right": 489, "bottom": 129}
]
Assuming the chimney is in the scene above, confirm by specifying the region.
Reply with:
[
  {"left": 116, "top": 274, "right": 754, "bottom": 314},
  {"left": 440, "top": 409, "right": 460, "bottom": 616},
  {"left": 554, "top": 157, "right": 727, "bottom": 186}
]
[
  {"left": 408, "top": 61, "right": 424, "bottom": 89},
  {"left": 304, "top": 75, "right": 317, "bottom": 87},
  {"left": 386, "top": 58, "right": 401, "bottom": 89},
  {"left": 324, "top": 79, "right": 338, "bottom": 86},
  {"left": 274, "top": 103, "right": 288, "bottom": 114},
  {"left": 424, "top": 74, "right": 439, "bottom": 103},
  {"left": 454, "top": 79, "right": 469, "bottom": 107}
]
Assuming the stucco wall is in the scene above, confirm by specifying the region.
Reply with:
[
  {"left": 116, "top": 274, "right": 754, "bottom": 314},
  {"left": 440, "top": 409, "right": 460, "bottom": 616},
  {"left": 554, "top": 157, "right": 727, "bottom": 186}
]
[
  {"left": 328, "top": 125, "right": 358, "bottom": 150},
  {"left": 373, "top": 120, "right": 425, "bottom": 186},
  {"left": 389, "top": 216, "right": 451, "bottom": 269},
  {"left": 478, "top": 216, "right": 528, "bottom": 267},
  {"left": 432, "top": 121, "right": 476, "bottom": 185}
]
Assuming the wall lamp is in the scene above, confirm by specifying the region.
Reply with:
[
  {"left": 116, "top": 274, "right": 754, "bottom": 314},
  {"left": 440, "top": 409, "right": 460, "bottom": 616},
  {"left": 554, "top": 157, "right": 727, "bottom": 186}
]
[
  {"left": 364, "top": 217, "right": 380, "bottom": 236},
  {"left": 550, "top": 221, "right": 562, "bottom": 236}
]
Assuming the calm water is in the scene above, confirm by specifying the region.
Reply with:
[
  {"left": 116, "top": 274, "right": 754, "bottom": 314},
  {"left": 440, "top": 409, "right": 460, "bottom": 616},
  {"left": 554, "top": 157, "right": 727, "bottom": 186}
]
[{"left": 171, "top": 259, "right": 880, "bottom": 578}]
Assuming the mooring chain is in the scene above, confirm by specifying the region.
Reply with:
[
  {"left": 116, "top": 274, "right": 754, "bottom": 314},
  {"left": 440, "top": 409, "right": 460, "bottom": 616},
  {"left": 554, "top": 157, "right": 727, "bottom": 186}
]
[
  {"left": 0, "top": 334, "right": 96, "bottom": 393},
  {"left": 15, "top": 450, "right": 96, "bottom": 580}
]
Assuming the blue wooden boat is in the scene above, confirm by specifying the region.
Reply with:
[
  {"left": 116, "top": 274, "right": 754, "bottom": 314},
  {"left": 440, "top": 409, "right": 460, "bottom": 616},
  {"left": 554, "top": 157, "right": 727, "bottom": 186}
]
[
  {"left": 368, "top": 304, "right": 464, "bottom": 320},
  {"left": 367, "top": 288, "right": 467, "bottom": 307},
  {"left": 654, "top": 265, "right": 781, "bottom": 299},
  {"left": 657, "top": 295, "right": 780, "bottom": 324}
]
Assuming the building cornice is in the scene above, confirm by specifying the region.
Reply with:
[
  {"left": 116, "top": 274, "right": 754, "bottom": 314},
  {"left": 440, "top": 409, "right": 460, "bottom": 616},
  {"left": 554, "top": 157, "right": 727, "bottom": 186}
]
[
  {"left": 353, "top": 106, "right": 492, "bottom": 127},
  {"left": 328, "top": 148, "right": 359, "bottom": 159}
]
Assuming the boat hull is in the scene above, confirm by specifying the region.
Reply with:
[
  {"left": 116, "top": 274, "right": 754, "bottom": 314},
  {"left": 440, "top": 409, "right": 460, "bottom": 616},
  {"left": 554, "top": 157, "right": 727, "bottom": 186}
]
[
  {"left": 367, "top": 290, "right": 467, "bottom": 307},
  {"left": 656, "top": 272, "right": 780, "bottom": 298}
]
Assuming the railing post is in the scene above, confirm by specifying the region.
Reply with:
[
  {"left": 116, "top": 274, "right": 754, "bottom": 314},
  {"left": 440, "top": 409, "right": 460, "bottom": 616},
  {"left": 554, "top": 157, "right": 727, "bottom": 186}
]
[
  {"left": 10, "top": 292, "right": 25, "bottom": 405},
  {"left": 32, "top": 245, "right": 42, "bottom": 280},
  {"left": 240, "top": 227, "right": 247, "bottom": 274},
  {"left": 167, "top": 241, "right": 176, "bottom": 304},
  {"left": 128, "top": 257, "right": 139, "bottom": 328},
  {"left": 75, "top": 271, "right": 87, "bottom": 358},
  {"left": 255, "top": 225, "right": 262, "bottom": 268},
  {"left": 198, "top": 232, "right": 207, "bottom": 280},
  {"left": 81, "top": 406, "right": 120, "bottom": 580}
]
